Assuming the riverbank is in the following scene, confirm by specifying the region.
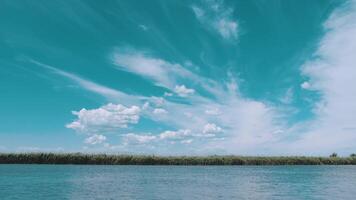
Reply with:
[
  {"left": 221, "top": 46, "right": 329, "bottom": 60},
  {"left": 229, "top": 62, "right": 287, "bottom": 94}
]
[{"left": 1, "top": 153, "right": 356, "bottom": 165}]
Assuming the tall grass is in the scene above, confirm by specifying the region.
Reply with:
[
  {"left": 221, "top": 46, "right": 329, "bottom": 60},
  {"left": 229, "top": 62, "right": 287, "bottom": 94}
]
[{"left": 1, "top": 153, "right": 356, "bottom": 165}]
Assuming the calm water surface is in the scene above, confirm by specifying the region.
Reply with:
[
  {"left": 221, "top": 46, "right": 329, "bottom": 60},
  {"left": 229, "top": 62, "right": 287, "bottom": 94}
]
[{"left": 1, "top": 165, "right": 356, "bottom": 200}]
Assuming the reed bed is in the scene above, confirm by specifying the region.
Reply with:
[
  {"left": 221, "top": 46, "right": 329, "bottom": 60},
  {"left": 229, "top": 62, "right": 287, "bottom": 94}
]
[{"left": 1, "top": 153, "right": 356, "bottom": 165}]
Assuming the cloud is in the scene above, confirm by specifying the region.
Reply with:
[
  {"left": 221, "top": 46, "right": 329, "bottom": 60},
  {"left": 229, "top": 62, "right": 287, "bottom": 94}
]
[
  {"left": 164, "top": 92, "right": 173, "bottom": 97},
  {"left": 300, "top": 81, "right": 312, "bottom": 90},
  {"left": 174, "top": 85, "right": 195, "bottom": 97},
  {"left": 111, "top": 49, "right": 224, "bottom": 98},
  {"left": 123, "top": 133, "right": 156, "bottom": 145},
  {"left": 110, "top": 51, "right": 285, "bottom": 153},
  {"left": 205, "top": 108, "right": 221, "bottom": 115},
  {"left": 192, "top": 0, "right": 238, "bottom": 40},
  {"left": 122, "top": 129, "right": 201, "bottom": 145},
  {"left": 153, "top": 108, "right": 168, "bottom": 114},
  {"left": 181, "top": 139, "right": 193, "bottom": 144},
  {"left": 84, "top": 134, "right": 107, "bottom": 145},
  {"left": 66, "top": 47, "right": 285, "bottom": 153},
  {"left": 214, "top": 19, "right": 238, "bottom": 39},
  {"left": 66, "top": 103, "right": 140, "bottom": 134},
  {"left": 112, "top": 50, "right": 195, "bottom": 89},
  {"left": 138, "top": 24, "right": 148, "bottom": 31},
  {"left": 280, "top": 88, "right": 294, "bottom": 104},
  {"left": 159, "top": 129, "right": 192, "bottom": 140},
  {"left": 293, "top": 0, "right": 356, "bottom": 154},
  {"left": 142, "top": 102, "right": 150, "bottom": 110},
  {"left": 203, "top": 123, "right": 222, "bottom": 134},
  {"left": 30, "top": 59, "right": 139, "bottom": 103}
]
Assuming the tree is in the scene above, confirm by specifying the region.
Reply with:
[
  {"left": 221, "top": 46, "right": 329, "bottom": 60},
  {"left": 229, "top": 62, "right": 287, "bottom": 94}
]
[
  {"left": 350, "top": 153, "right": 356, "bottom": 158},
  {"left": 330, "top": 152, "right": 338, "bottom": 158}
]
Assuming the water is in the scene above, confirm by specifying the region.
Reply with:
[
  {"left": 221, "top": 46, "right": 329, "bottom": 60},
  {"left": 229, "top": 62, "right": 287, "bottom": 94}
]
[{"left": 1, "top": 165, "right": 356, "bottom": 200}]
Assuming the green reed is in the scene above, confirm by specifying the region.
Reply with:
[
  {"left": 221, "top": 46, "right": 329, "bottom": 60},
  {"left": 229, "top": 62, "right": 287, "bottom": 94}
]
[{"left": 1, "top": 153, "right": 356, "bottom": 165}]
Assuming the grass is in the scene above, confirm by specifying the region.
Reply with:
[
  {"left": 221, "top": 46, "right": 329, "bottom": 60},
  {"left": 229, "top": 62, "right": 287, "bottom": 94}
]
[{"left": 1, "top": 153, "right": 356, "bottom": 165}]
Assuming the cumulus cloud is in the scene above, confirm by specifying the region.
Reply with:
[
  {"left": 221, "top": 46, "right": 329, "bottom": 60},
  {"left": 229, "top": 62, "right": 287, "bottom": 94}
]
[
  {"left": 205, "top": 108, "right": 221, "bottom": 115},
  {"left": 164, "top": 92, "right": 173, "bottom": 97},
  {"left": 153, "top": 108, "right": 168, "bottom": 114},
  {"left": 121, "top": 129, "right": 210, "bottom": 146},
  {"left": 203, "top": 123, "right": 222, "bottom": 134},
  {"left": 66, "top": 103, "right": 140, "bottom": 134},
  {"left": 84, "top": 134, "right": 106, "bottom": 145},
  {"left": 142, "top": 102, "right": 150, "bottom": 110},
  {"left": 181, "top": 139, "right": 193, "bottom": 144},
  {"left": 301, "top": 81, "right": 312, "bottom": 90},
  {"left": 174, "top": 85, "right": 195, "bottom": 97},
  {"left": 214, "top": 19, "right": 238, "bottom": 39},
  {"left": 192, "top": 0, "right": 238, "bottom": 40},
  {"left": 159, "top": 129, "right": 192, "bottom": 140},
  {"left": 123, "top": 133, "right": 156, "bottom": 145}
]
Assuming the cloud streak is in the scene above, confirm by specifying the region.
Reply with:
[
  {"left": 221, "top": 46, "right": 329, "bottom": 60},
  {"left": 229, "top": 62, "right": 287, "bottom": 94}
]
[
  {"left": 192, "top": 0, "right": 238, "bottom": 40},
  {"left": 30, "top": 59, "right": 140, "bottom": 104}
]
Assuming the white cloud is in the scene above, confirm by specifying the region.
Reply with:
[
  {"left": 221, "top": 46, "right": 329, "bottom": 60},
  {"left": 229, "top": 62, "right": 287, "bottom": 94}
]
[
  {"left": 66, "top": 103, "right": 140, "bottom": 134},
  {"left": 159, "top": 129, "right": 192, "bottom": 140},
  {"left": 54, "top": 1, "right": 356, "bottom": 155},
  {"left": 205, "top": 108, "right": 220, "bottom": 115},
  {"left": 84, "top": 134, "right": 106, "bottom": 145},
  {"left": 142, "top": 102, "right": 150, "bottom": 110},
  {"left": 174, "top": 85, "right": 195, "bottom": 97},
  {"left": 30, "top": 59, "right": 139, "bottom": 103},
  {"left": 192, "top": 0, "right": 238, "bottom": 40},
  {"left": 81, "top": 48, "right": 286, "bottom": 153},
  {"left": 112, "top": 50, "right": 195, "bottom": 89},
  {"left": 280, "top": 88, "right": 294, "bottom": 104},
  {"left": 151, "top": 97, "right": 165, "bottom": 107},
  {"left": 123, "top": 133, "right": 156, "bottom": 145},
  {"left": 293, "top": 0, "right": 356, "bottom": 154},
  {"left": 164, "top": 92, "right": 173, "bottom": 97},
  {"left": 192, "top": 6, "right": 204, "bottom": 18},
  {"left": 203, "top": 123, "right": 222, "bottom": 134},
  {"left": 153, "top": 108, "right": 168, "bottom": 114},
  {"left": 122, "top": 129, "right": 196, "bottom": 146},
  {"left": 181, "top": 139, "right": 193, "bottom": 144},
  {"left": 301, "top": 81, "right": 312, "bottom": 90},
  {"left": 214, "top": 19, "right": 238, "bottom": 39}
]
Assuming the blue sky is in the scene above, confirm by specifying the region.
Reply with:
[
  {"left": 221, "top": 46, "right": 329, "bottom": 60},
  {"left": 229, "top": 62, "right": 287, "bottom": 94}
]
[{"left": 1, "top": 0, "right": 356, "bottom": 155}]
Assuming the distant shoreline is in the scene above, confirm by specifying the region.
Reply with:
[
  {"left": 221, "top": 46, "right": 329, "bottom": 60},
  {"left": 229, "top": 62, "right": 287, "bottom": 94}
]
[{"left": 1, "top": 153, "right": 356, "bottom": 165}]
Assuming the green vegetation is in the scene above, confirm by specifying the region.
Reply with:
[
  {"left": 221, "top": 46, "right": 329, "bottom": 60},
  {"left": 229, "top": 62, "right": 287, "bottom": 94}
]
[
  {"left": 1, "top": 153, "right": 356, "bottom": 165},
  {"left": 330, "top": 152, "right": 338, "bottom": 158}
]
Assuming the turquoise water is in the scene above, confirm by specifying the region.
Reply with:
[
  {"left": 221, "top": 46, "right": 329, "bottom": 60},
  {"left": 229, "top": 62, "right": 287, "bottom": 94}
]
[{"left": 1, "top": 165, "right": 356, "bottom": 199}]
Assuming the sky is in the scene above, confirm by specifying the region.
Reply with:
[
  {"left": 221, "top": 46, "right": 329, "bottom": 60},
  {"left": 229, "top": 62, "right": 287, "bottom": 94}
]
[{"left": 1, "top": 0, "right": 356, "bottom": 155}]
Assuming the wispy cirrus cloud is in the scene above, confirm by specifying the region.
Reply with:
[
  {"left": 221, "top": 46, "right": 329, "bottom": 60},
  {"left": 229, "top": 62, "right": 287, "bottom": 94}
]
[
  {"left": 112, "top": 49, "right": 196, "bottom": 89},
  {"left": 192, "top": 0, "right": 238, "bottom": 40},
  {"left": 29, "top": 59, "right": 140, "bottom": 104}
]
